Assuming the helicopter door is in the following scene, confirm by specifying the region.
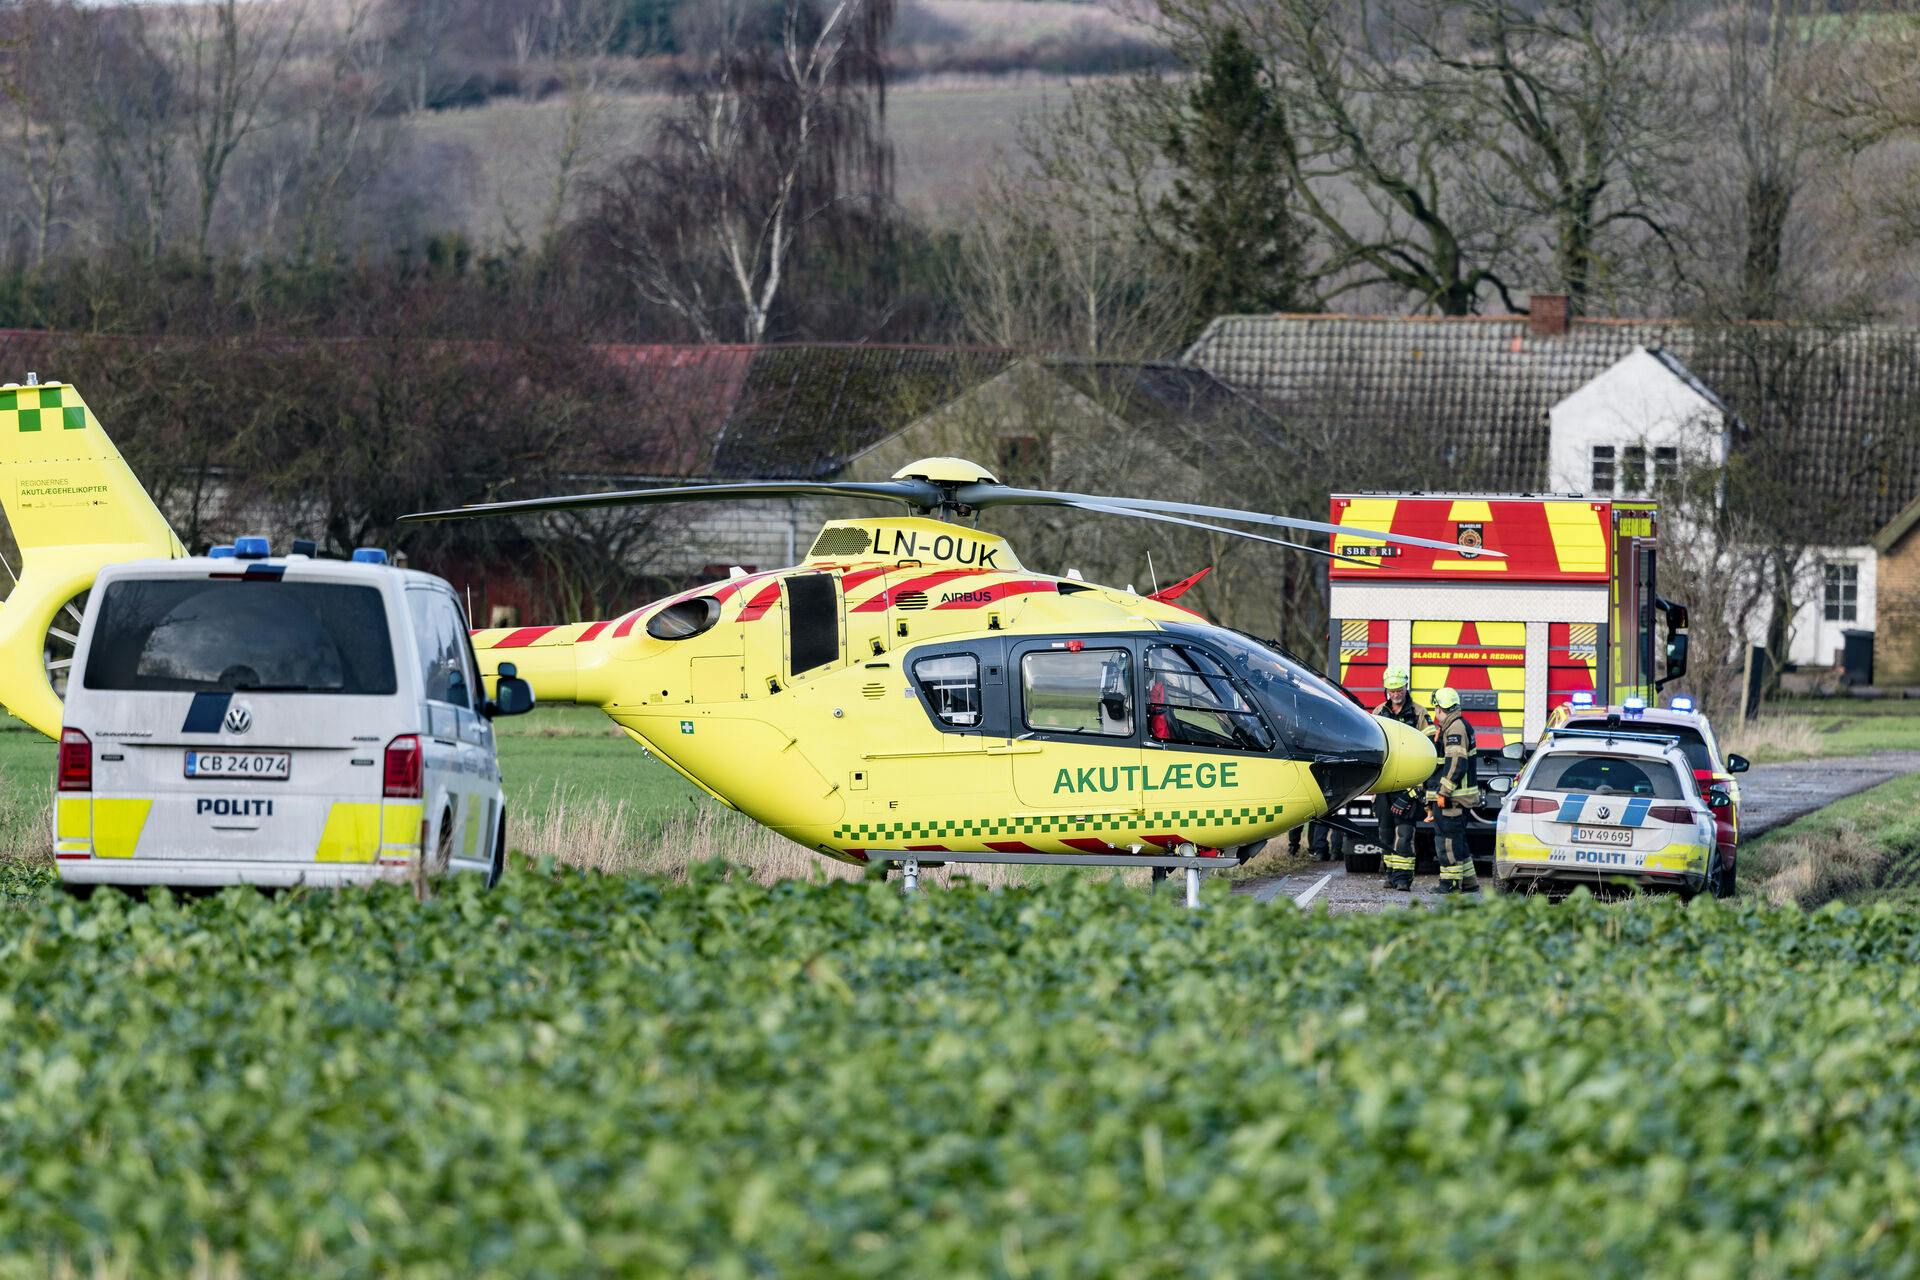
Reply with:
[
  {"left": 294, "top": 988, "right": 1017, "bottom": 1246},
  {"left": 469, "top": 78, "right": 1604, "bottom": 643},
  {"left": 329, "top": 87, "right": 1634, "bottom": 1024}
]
[
  {"left": 783, "top": 572, "right": 843, "bottom": 682},
  {"left": 1010, "top": 642, "right": 1145, "bottom": 818}
]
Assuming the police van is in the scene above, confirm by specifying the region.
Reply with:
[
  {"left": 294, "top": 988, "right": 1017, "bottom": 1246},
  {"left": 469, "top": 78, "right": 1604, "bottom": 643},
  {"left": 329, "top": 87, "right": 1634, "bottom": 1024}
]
[{"left": 53, "top": 537, "right": 533, "bottom": 890}]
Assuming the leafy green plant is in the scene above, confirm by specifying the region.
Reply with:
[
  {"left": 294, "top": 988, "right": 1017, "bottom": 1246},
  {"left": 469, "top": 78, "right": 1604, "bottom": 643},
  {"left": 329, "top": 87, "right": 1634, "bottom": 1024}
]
[{"left": 5, "top": 872, "right": 1920, "bottom": 1277}]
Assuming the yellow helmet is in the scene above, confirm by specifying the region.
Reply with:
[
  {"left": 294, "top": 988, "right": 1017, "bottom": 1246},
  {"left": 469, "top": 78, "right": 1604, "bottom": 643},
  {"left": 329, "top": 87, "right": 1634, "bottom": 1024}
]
[
  {"left": 1383, "top": 665, "right": 1411, "bottom": 690},
  {"left": 1433, "top": 686, "right": 1461, "bottom": 710}
]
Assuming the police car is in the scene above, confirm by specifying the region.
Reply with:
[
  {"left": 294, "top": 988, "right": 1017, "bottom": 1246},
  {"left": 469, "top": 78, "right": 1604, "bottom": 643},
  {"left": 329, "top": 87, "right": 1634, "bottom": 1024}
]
[
  {"left": 1545, "top": 692, "right": 1748, "bottom": 895},
  {"left": 53, "top": 537, "right": 533, "bottom": 890},
  {"left": 1490, "top": 727, "right": 1729, "bottom": 897}
]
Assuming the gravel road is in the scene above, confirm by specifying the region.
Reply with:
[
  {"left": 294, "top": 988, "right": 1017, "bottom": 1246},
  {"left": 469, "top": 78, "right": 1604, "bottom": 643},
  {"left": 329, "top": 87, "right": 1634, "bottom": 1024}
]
[{"left": 1237, "top": 752, "right": 1920, "bottom": 912}]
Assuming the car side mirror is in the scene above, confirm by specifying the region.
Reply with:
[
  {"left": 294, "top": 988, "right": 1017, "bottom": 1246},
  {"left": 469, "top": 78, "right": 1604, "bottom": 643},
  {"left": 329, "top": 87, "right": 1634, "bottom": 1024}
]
[
  {"left": 1485, "top": 775, "right": 1513, "bottom": 794},
  {"left": 1707, "top": 787, "right": 1732, "bottom": 810},
  {"left": 1727, "top": 753, "right": 1749, "bottom": 774},
  {"left": 1501, "top": 741, "right": 1528, "bottom": 761},
  {"left": 486, "top": 661, "right": 536, "bottom": 718}
]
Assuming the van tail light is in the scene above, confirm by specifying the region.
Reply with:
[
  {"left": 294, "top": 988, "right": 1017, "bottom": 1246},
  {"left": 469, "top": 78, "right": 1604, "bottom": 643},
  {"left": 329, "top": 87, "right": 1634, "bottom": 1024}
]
[
  {"left": 57, "top": 728, "right": 91, "bottom": 792},
  {"left": 1647, "top": 805, "right": 1698, "bottom": 825},
  {"left": 1510, "top": 796, "right": 1557, "bottom": 815},
  {"left": 383, "top": 734, "right": 423, "bottom": 798}
]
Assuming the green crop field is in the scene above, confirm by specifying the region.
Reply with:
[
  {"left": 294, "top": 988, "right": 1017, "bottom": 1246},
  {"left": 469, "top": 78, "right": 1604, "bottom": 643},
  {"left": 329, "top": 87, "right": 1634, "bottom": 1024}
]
[{"left": 3, "top": 871, "right": 1920, "bottom": 1276}]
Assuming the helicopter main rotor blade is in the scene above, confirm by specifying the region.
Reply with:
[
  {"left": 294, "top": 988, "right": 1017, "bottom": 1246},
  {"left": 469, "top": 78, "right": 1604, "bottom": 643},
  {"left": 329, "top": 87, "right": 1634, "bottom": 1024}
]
[
  {"left": 956, "top": 484, "right": 1504, "bottom": 558},
  {"left": 1064, "top": 500, "right": 1373, "bottom": 563},
  {"left": 399, "top": 478, "right": 945, "bottom": 523}
]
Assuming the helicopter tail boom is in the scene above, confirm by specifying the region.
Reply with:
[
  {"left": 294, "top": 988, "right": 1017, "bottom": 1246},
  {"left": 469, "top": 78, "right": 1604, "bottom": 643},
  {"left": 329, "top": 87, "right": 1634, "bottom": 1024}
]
[{"left": 471, "top": 622, "right": 595, "bottom": 704}]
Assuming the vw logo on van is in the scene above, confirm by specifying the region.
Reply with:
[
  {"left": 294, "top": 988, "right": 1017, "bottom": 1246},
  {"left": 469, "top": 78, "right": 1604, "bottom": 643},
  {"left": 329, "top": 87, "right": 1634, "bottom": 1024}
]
[{"left": 223, "top": 703, "right": 253, "bottom": 735}]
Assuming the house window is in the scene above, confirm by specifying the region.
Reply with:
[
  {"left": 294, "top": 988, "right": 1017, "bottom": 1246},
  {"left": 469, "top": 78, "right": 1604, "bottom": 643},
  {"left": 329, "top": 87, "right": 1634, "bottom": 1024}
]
[
  {"left": 1622, "top": 445, "right": 1648, "bottom": 494},
  {"left": 998, "top": 435, "right": 1045, "bottom": 485},
  {"left": 1653, "top": 446, "right": 1678, "bottom": 488},
  {"left": 1590, "top": 445, "right": 1616, "bottom": 493},
  {"left": 1823, "top": 563, "right": 1858, "bottom": 623}
]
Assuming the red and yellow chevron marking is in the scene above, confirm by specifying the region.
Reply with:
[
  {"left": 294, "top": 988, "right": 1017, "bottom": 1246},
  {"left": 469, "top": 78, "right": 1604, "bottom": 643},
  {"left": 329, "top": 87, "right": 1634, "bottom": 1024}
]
[
  {"left": 1336, "top": 618, "right": 1390, "bottom": 700},
  {"left": 1329, "top": 496, "right": 1613, "bottom": 583},
  {"left": 1410, "top": 620, "right": 1526, "bottom": 747}
]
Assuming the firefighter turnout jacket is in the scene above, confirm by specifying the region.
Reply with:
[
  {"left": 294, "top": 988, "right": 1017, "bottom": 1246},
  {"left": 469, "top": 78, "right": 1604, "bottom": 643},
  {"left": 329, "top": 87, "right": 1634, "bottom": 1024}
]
[
  {"left": 1428, "top": 708, "right": 1480, "bottom": 809},
  {"left": 1373, "top": 695, "right": 1431, "bottom": 822}
]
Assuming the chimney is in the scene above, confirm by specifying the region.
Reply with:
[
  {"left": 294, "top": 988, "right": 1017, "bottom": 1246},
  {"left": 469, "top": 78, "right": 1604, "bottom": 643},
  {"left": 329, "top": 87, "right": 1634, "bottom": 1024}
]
[{"left": 1529, "top": 293, "right": 1571, "bottom": 338}]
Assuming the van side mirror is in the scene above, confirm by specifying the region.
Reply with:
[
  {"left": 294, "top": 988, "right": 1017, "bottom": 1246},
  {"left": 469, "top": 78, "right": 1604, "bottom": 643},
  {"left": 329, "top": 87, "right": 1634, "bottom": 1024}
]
[
  {"left": 1726, "top": 753, "right": 1749, "bottom": 774},
  {"left": 1707, "top": 787, "right": 1732, "bottom": 810},
  {"left": 1501, "top": 741, "right": 1528, "bottom": 761},
  {"left": 486, "top": 661, "right": 536, "bottom": 718}
]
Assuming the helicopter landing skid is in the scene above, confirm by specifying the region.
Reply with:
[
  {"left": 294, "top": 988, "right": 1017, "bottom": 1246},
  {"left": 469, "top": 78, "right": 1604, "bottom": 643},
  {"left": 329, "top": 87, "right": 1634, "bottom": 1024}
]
[{"left": 877, "top": 850, "right": 1236, "bottom": 910}]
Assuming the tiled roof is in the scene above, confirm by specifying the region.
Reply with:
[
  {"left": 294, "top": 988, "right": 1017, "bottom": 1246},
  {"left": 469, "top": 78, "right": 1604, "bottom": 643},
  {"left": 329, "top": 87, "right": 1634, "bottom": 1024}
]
[
  {"left": 707, "top": 345, "right": 1019, "bottom": 478},
  {"left": 1047, "top": 359, "right": 1274, "bottom": 435},
  {"left": 1187, "top": 314, "right": 1920, "bottom": 541}
]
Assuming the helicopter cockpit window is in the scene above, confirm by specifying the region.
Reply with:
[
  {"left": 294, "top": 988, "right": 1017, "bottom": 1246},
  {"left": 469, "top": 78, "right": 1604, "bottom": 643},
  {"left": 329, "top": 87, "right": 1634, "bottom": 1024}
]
[
  {"left": 646, "top": 597, "right": 722, "bottom": 641},
  {"left": 1022, "top": 648, "right": 1133, "bottom": 737},
  {"left": 1145, "top": 646, "right": 1272, "bottom": 751},
  {"left": 914, "top": 654, "right": 981, "bottom": 728}
]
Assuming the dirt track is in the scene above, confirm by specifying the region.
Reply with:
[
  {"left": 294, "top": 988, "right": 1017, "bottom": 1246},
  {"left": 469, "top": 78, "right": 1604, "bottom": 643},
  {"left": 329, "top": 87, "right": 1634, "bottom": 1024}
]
[{"left": 1236, "top": 752, "right": 1920, "bottom": 912}]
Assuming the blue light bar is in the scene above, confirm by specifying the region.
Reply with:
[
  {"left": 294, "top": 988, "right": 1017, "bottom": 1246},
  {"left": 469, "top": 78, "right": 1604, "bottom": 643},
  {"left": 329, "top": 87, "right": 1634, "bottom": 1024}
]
[
  {"left": 208, "top": 544, "right": 236, "bottom": 559},
  {"left": 234, "top": 535, "right": 270, "bottom": 560},
  {"left": 1570, "top": 692, "right": 1594, "bottom": 707},
  {"left": 1669, "top": 695, "right": 1695, "bottom": 713},
  {"left": 351, "top": 548, "right": 388, "bottom": 565}
]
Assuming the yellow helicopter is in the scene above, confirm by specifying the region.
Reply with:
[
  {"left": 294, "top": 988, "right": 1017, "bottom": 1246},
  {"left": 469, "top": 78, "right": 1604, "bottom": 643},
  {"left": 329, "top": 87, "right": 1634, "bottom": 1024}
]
[{"left": 402, "top": 457, "right": 1480, "bottom": 881}]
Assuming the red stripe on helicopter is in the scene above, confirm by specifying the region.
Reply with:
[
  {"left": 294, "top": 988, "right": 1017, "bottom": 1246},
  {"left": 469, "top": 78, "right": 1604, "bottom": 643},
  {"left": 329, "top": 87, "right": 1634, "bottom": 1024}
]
[
  {"left": 736, "top": 582, "right": 784, "bottom": 622},
  {"left": 905, "top": 844, "right": 948, "bottom": 852},
  {"left": 578, "top": 620, "right": 609, "bottom": 642},
  {"left": 930, "top": 578, "right": 1057, "bottom": 609},
  {"left": 1062, "top": 838, "right": 1110, "bottom": 853},
  {"left": 849, "top": 568, "right": 987, "bottom": 612},
  {"left": 985, "top": 841, "right": 1038, "bottom": 853},
  {"left": 492, "top": 625, "right": 558, "bottom": 648}
]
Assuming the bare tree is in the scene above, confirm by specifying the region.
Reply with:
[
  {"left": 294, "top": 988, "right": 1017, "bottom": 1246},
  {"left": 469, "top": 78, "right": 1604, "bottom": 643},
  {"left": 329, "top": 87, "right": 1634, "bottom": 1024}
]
[
  {"left": 1813, "top": 3, "right": 1920, "bottom": 256},
  {"left": 174, "top": 0, "right": 306, "bottom": 260},
  {"left": 580, "top": 0, "right": 895, "bottom": 342},
  {"left": 281, "top": 0, "right": 393, "bottom": 265},
  {"left": 82, "top": 7, "right": 178, "bottom": 260},
  {"left": 497, "top": 0, "right": 624, "bottom": 265},
  {"left": 1395, "top": 0, "right": 1691, "bottom": 311},
  {"left": 1681, "top": 0, "right": 1842, "bottom": 319},
  {"left": 947, "top": 169, "right": 1198, "bottom": 359},
  {"left": 1146, "top": 0, "right": 1525, "bottom": 315},
  {"left": 1, "top": 1, "right": 86, "bottom": 271}
]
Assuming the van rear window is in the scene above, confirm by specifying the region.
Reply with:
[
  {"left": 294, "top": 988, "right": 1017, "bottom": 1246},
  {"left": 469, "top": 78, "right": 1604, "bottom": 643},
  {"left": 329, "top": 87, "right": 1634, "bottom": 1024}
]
[{"left": 83, "top": 579, "right": 397, "bottom": 695}]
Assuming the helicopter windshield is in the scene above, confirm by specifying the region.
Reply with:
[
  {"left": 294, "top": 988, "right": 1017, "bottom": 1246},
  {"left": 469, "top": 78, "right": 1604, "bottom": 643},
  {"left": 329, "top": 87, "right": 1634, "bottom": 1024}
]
[{"left": 1163, "top": 624, "right": 1386, "bottom": 763}]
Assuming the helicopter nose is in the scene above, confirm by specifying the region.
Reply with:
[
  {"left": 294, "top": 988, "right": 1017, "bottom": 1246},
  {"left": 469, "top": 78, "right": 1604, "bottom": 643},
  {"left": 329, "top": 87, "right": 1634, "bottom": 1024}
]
[{"left": 1373, "top": 716, "right": 1438, "bottom": 793}]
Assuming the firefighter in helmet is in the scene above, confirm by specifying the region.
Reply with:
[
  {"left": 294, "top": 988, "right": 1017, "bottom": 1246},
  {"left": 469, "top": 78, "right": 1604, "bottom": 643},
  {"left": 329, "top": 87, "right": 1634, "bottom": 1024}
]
[
  {"left": 1373, "top": 666, "right": 1428, "bottom": 891},
  {"left": 1426, "top": 686, "right": 1480, "bottom": 894}
]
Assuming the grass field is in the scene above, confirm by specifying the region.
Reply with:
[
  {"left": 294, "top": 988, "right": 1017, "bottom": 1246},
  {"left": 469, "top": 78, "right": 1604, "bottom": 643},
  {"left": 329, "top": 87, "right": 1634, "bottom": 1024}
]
[
  {"left": 1742, "top": 771, "right": 1920, "bottom": 906},
  {"left": 5, "top": 872, "right": 1920, "bottom": 1274},
  {"left": 1727, "top": 698, "right": 1920, "bottom": 762},
  {"left": 417, "top": 76, "right": 1068, "bottom": 248}
]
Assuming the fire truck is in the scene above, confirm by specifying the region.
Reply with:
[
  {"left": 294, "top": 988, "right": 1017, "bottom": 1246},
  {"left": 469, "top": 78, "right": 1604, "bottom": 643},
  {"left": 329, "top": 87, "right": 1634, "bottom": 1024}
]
[{"left": 1325, "top": 493, "right": 1690, "bottom": 870}]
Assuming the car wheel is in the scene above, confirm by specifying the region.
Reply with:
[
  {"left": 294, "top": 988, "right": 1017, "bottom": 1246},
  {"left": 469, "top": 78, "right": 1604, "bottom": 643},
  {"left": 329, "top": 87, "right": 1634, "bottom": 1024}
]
[
  {"left": 435, "top": 809, "right": 455, "bottom": 874},
  {"left": 1709, "top": 850, "right": 1735, "bottom": 900},
  {"left": 486, "top": 811, "right": 508, "bottom": 889}
]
